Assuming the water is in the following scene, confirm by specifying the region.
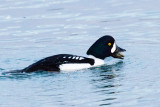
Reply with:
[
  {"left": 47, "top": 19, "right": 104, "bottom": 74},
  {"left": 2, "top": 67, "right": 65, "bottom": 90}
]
[{"left": 0, "top": 0, "right": 160, "bottom": 106}]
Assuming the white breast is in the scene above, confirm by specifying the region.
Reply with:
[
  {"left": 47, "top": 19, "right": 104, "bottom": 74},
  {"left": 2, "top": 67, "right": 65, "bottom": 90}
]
[
  {"left": 59, "top": 55, "right": 104, "bottom": 71},
  {"left": 89, "top": 55, "right": 104, "bottom": 66}
]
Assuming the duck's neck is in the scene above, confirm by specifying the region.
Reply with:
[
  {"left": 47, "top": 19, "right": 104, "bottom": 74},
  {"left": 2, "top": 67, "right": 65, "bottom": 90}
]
[{"left": 88, "top": 55, "right": 104, "bottom": 66}]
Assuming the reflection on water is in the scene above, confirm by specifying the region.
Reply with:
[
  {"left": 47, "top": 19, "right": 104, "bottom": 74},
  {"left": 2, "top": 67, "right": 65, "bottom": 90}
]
[
  {"left": 0, "top": 0, "right": 160, "bottom": 106},
  {"left": 0, "top": 61, "right": 125, "bottom": 106},
  {"left": 0, "top": 70, "right": 59, "bottom": 80},
  {"left": 90, "top": 62, "right": 124, "bottom": 106}
]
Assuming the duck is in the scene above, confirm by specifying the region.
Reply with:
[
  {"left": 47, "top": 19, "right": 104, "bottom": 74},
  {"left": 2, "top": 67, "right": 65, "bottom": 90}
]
[{"left": 9, "top": 35, "right": 126, "bottom": 73}]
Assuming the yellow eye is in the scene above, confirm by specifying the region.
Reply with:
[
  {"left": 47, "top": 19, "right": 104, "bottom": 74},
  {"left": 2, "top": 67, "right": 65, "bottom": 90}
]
[{"left": 108, "top": 43, "right": 111, "bottom": 46}]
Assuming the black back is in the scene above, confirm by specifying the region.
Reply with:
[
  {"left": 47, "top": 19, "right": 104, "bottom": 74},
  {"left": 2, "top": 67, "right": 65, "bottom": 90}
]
[{"left": 22, "top": 54, "right": 95, "bottom": 72}]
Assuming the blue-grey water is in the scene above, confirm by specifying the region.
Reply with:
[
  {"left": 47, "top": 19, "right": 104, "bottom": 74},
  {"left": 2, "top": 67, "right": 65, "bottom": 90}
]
[{"left": 0, "top": 0, "right": 160, "bottom": 107}]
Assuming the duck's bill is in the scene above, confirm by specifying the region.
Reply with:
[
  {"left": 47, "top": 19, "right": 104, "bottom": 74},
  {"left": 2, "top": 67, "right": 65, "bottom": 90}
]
[{"left": 111, "top": 45, "right": 126, "bottom": 59}]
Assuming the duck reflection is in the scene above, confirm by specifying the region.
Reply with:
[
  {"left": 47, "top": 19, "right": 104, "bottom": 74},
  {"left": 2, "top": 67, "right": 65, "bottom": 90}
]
[{"left": 90, "top": 61, "right": 125, "bottom": 106}]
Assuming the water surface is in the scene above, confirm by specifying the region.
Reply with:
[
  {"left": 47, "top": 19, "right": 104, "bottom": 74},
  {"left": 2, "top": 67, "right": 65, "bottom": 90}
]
[{"left": 0, "top": 0, "right": 160, "bottom": 106}]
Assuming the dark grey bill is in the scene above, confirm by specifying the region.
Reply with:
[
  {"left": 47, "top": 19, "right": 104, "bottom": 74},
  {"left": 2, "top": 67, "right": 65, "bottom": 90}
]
[{"left": 111, "top": 45, "right": 126, "bottom": 59}]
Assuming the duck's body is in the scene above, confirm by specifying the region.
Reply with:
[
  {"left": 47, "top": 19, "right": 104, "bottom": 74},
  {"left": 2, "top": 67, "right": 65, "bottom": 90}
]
[
  {"left": 22, "top": 54, "right": 95, "bottom": 72},
  {"left": 22, "top": 54, "right": 106, "bottom": 72},
  {"left": 8, "top": 35, "right": 126, "bottom": 73}
]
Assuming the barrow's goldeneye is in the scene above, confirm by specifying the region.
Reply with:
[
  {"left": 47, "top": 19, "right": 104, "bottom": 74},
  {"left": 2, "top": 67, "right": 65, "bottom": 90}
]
[{"left": 9, "top": 35, "right": 126, "bottom": 73}]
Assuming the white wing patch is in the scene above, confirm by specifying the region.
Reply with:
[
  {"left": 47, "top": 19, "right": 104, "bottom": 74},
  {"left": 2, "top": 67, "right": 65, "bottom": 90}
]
[
  {"left": 72, "top": 56, "right": 76, "bottom": 59},
  {"left": 76, "top": 57, "right": 79, "bottom": 60},
  {"left": 111, "top": 42, "right": 116, "bottom": 53},
  {"left": 79, "top": 57, "right": 84, "bottom": 60}
]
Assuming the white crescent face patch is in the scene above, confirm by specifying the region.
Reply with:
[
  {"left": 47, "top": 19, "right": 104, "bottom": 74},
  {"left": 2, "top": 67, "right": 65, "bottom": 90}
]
[{"left": 111, "top": 42, "right": 116, "bottom": 53}]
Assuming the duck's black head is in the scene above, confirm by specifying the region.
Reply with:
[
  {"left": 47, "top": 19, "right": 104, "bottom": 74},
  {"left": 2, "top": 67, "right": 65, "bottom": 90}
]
[{"left": 87, "top": 35, "right": 126, "bottom": 60}]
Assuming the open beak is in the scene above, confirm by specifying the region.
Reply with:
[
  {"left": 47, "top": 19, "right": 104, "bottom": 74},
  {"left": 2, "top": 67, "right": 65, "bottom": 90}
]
[{"left": 111, "top": 45, "right": 126, "bottom": 59}]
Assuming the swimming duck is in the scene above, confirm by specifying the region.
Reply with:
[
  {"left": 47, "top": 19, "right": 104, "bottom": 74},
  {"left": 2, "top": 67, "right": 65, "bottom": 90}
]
[{"left": 11, "top": 35, "right": 126, "bottom": 73}]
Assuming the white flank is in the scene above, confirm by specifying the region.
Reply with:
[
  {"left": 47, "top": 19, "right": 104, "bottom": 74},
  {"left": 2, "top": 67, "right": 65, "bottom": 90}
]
[
  {"left": 60, "top": 55, "right": 105, "bottom": 71},
  {"left": 60, "top": 63, "right": 91, "bottom": 71},
  {"left": 111, "top": 42, "right": 116, "bottom": 53}
]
